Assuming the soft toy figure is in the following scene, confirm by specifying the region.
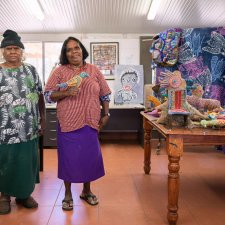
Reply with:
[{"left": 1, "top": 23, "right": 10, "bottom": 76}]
[
  {"left": 57, "top": 72, "right": 89, "bottom": 89},
  {"left": 200, "top": 119, "right": 225, "bottom": 128},
  {"left": 186, "top": 84, "right": 221, "bottom": 113}
]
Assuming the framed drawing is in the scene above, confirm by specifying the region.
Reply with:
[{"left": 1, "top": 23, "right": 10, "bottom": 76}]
[
  {"left": 90, "top": 42, "right": 119, "bottom": 77},
  {"left": 114, "top": 65, "right": 144, "bottom": 104}
]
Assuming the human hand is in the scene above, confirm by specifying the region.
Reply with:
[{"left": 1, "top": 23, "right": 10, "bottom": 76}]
[
  {"left": 39, "top": 118, "right": 46, "bottom": 136},
  {"left": 98, "top": 115, "right": 109, "bottom": 132},
  {"left": 66, "top": 86, "right": 80, "bottom": 96}
]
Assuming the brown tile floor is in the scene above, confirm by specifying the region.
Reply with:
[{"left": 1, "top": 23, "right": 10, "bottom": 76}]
[{"left": 1, "top": 140, "right": 225, "bottom": 225}]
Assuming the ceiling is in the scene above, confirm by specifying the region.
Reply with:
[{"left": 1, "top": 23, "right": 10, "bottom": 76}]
[{"left": 0, "top": 0, "right": 225, "bottom": 35}]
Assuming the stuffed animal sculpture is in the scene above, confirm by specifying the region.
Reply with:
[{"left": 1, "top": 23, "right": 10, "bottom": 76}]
[
  {"left": 186, "top": 84, "right": 221, "bottom": 113},
  {"left": 57, "top": 72, "right": 89, "bottom": 89}
]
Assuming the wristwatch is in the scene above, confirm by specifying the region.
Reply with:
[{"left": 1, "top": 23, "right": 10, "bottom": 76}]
[{"left": 104, "top": 113, "right": 110, "bottom": 117}]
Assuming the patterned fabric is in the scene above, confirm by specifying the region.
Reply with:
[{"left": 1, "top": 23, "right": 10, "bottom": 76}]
[
  {"left": 155, "top": 27, "right": 225, "bottom": 107},
  {"left": 150, "top": 28, "right": 182, "bottom": 67},
  {"left": 0, "top": 63, "right": 43, "bottom": 145},
  {"left": 57, "top": 72, "right": 89, "bottom": 89},
  {"left": 168, "top": 90, "right": 190, "bottom": 115},
  {"left": 44, "top": 63, "right": 111, "bottom": 132},
  {"left": 100, "top": 94, "right": 110, "bottom": 102}
]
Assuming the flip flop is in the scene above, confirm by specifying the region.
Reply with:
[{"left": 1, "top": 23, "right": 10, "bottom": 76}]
[
  {"left": 62, "top": 199, "right": 73, "bottom": 211},
  {"left": 80, "top": 193, "right": 99, "bottom": 206}
]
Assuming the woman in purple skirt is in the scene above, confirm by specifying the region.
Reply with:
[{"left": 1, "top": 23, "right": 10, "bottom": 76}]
[{"left": 44, "top": 37, "right": 111, "bottom": 210}]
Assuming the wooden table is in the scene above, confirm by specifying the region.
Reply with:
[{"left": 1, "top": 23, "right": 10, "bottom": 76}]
[{"left": 141, "top": 111, "right": 225, "bottom": 225}]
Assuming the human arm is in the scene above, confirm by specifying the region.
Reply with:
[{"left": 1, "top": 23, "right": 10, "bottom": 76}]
[
  {"left": 92, "top": 65, "right": 111, "bottom": 131},
  {"left": 33, "top": 65, "right": 46, "bottom": 136},
  {"left": 49, "top": 87, "right": 79, "bottom": 102},
  {"left": 38, "top": 93, "right": 46, "bottom": 136},
  {"left": 98, "top": 96, "right": 110, "bottom": 131},
  {"left": 45, "top": 66, "right": 80, "bottom": 102}
]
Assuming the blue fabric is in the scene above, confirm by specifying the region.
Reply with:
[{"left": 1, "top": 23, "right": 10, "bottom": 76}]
[
  {"left": 155, "top": 27, "right": 225, "bottom": 107},
  {"left": 100, "top": 94, "right": 111, "bottom": 102}
]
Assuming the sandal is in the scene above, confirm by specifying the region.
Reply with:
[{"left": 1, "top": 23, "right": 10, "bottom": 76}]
[
  {"left": 15, "top": 196, "right": 38, "bottom": 208},
  {"left": 0, "top": 197, "right": 11, "bottom": 215},
  {"left": 80, "top": 193, "right": 99, "bottom": 206},
  {"left": 62, "top": 199, "right": 73, "bottom": 211}
]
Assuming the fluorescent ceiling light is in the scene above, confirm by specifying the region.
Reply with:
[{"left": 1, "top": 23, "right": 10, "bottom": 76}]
[
  {"left": 147, "top": 0, "right": 162, "bottom": 20},
  {"left": 22, "top": 0, "right": 45, "bottom": 21}
]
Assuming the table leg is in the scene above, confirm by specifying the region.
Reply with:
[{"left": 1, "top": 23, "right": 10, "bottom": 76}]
[
  {"left": 143, "top": 117, "right": 153, "bottom": 174},
  {"left": 167, "top": 137, "right": 183, "bottom": 225}
]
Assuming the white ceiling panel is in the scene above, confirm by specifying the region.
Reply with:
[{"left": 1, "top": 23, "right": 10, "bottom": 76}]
[{"left": 0, "top": 0, "right": 224, "bottom": 34}]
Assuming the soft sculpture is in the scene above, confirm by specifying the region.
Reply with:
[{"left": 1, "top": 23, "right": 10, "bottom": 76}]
[
  {"left": 186, "top": 84, "right": 221, "bottom": 112},
  {"left": 156, "top": 100, "right": 207, "bottom": 126},
  {"left": 57, "top": 72, "right": 89, "bottom": 89},
  {"left": 147, "top": 95, "right": 161, "bottom": 107},
  {"left": 200, "top": 119, "right": 225, "bottom": 128},
  {"left": 187, "top": 95, "right": 221, "bottom": 112},
  {"left": 155, "top": 70, "right": 208, "bottom": 127}
]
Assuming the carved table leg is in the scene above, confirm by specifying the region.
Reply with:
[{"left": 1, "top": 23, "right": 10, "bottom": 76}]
[
  {"left": 143, "top": 117, "right": 153, "bottom": 174},
  {"left": 167, "top": 137, "right": 183, "bottom": 225}
]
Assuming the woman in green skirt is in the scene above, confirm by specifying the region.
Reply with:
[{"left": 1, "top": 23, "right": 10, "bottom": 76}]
[{"left": 0, "top": 30, "right": 45, "bottom": 214}]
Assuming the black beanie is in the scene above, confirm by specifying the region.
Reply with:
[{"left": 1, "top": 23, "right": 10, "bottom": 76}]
[{"left": 0, "top": 29, "right": 24, "bottom": 49}]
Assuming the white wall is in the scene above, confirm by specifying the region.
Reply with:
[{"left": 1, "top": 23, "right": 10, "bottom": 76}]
[
  {"left": 20, "top": 33, "right": 146, "bottom": 106},
  {"left": 20, "top": 33, "right": 141, "bottom": 64}
]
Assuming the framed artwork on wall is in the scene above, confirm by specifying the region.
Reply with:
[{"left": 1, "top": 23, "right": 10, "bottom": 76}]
[{"left": 90, "top": 42, "right": 119, "bottom": 78}]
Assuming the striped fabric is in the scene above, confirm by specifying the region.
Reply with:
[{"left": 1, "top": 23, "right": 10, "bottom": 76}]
[{"left": 45, "top": 63, "right": 111, "bottom": 132}]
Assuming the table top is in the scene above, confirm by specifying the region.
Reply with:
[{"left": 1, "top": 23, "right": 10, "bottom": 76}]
[
  {"left": 46, "top": 103, "right": 145, "bottom": 109},
  {"left": 141, "top": 111, "right": 225, "bottom": 145}
]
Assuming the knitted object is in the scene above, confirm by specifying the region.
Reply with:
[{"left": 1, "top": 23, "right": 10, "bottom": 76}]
[
  {"left": 147, "top": 95, "right": 161, "bottom": 107},
  {"left": 200, "top": 119, "right": 225, "bottom": 128},
  {"left": 156, "top": 100, "right": 207, "bottom": 126},
  {"left": 57, "top": 72, "right": 89, "bottom": 89},
  {"left": 168, "top": 89, "right": 190, "bottom": 115},
  {"left": 187, "top": 95, "right": 221, "bottom": 112}
]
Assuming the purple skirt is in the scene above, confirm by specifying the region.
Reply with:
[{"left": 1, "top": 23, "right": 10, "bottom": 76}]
[{"left": 57, "top": 125, "right": 105, "bottom": 183}]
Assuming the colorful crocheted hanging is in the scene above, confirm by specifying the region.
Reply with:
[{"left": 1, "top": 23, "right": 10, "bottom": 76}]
[{"left": 150, "top": 28, "right": 182, "bottom": 67}]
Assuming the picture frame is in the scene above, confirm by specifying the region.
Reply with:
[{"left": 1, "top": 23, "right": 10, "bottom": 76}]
[{"left": 90, "top": 42, "right": 119, "bottom": 78}]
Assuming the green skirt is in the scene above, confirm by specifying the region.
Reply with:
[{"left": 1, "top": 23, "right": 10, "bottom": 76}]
[{"left": 0, "top": 138, "right": 40, "bottom": 198}]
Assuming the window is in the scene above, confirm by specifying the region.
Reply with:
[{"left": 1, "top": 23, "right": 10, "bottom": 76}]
[
  {"left": 44, "top": 42, "right": 63, "bottom": 84},
  {"left": 24, "top": 42, "right": 43, "bottom": 82}
]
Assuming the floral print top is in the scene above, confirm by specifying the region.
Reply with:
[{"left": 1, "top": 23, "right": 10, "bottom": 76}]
[{"left": 0, "top": 63, "right": 43, "bottom": 145}]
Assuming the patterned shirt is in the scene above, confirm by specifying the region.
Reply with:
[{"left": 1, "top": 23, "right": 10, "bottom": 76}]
[
  {"left": 0, "top": 63, "right": 43, "bottom": 145},
  {"left": 44, "top": 63, "right": 111, "bottom": 132}
]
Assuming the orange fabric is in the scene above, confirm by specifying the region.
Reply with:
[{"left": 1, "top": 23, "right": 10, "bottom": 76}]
[{"left": 45, "top": 63, "right": 111, "bottom": 132}]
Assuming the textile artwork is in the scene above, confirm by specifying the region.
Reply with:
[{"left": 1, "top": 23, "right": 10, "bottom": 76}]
[{"left": 154, "top": 27, "right": 225, "bottom": 107}]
